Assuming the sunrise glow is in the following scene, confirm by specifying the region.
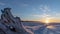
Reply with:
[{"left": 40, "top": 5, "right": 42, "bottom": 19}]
[{"left": 45, "top": 19, "right": 49, "bottom": 24}]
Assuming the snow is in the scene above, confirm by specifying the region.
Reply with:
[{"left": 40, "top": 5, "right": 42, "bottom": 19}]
[{"left": 0, "top": 8, "right": 60, "bottom": 34}]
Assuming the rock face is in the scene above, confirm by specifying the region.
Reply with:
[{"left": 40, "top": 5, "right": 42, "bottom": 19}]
[{"left": 0, "top": 8, "right": 29, "bottom": 34}]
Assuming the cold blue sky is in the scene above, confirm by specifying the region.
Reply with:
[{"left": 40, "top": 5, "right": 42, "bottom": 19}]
[{"left": 0, "top": 0, "right": 60, "bottom": 21}]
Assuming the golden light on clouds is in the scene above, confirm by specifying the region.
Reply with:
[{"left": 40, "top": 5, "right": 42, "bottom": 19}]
[
  {"left": 49, "top": 19, "right": 60, "bottom": 23},
  {"left": 40, "top": 17, "right": 51, "bottom": 23},
  {"left": 40, "top": 18, "right": 60, "bottom": 23}
]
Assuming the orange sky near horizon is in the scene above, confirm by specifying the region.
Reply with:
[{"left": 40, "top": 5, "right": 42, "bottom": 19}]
[{"left": 40, "top": 18, "right": 60, "bottom": 23}]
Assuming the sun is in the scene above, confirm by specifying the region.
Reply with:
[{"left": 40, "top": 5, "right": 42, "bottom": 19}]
[
  {"left": 41, "top": 17, "right": 51, "bottom": 24},
  {"left": 45, "top": 19, "right": 49, "bottom": 24},
  {"left": 45, "top": 18, "right": 50, "bottom": 24}
]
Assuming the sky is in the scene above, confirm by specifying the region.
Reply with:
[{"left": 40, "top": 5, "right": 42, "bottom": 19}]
[{"left": 0, "top": 0, "right": 60, "bottom": 22}]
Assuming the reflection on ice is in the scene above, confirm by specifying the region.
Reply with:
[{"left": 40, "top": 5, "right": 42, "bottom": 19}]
[
  {"left": 24, "top": 23, "right": 60, "bottom": 34},
  {"left": 46, "top": 25, "right": 56, "bottom": 29}
]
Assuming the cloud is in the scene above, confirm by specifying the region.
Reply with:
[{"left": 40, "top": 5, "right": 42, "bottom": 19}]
[
  {"left": 56, "top": 13, "right": 60, "bottom": 16},
  {"left": 31, "top": 13, "right": 56, "bottom": 20},
  {"left": 20, "top": 3, "right": 28, "bottom": 7},
  {"left": 39, "top": 6, "right": 60, "bottom": 19},
  {"left": 31, "top": 4, "right": 57, "bottom": 19},
  {"left": 40, "top": 5, "right": 50, "bottom": 12},
  {"left": 41, "top": 14, "right": 51, "bottom": 18},
  {"left": 0, "top": 2, "right": 5, "bottom": 5},
  {"left": 30, "top": 5, "right": 59, "bottom": 20},
  {"left": 32, "top": 14, "right": 51, "bottom": 18},
  {"left": 54, "top": 13, "right": 60, "bottom": 19}
]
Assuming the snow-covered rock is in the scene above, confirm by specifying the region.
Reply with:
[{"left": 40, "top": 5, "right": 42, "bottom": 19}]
[{"left": 0, "top": 8, "right": 29, "bottom": 34}]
